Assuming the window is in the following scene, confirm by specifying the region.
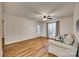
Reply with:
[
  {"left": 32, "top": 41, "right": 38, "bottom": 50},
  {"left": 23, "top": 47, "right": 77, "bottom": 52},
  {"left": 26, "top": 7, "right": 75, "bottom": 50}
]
[
  {"left": 37, "top": 24, "right": 40, "bottom": 35},
  {"left": 48, "top": 22, "right": 56, "bottom": 38}
]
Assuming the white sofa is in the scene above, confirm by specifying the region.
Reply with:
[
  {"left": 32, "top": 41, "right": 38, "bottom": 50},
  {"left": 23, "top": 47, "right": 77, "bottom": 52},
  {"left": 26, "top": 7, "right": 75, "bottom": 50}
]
[{"left": 48, "top": 34, "right": 78, "bottom": 57}]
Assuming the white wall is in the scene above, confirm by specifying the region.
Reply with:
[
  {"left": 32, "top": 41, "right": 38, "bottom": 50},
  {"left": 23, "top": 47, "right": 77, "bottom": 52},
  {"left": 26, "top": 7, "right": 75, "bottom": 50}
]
[
  {"left": 73, "top": 3, "right": 79, "bottom": 42},
  {"left": 0, "top": 2, "right": 2, "bottom": 57},
  {"left": 40, "top": 22, "right": 47, "bottom": 37},
  {"left": 4, "top": 13, "right": 40, "bottom": 44},
  {"left": 58, "top": 16, "right": 74, "bottom": 34}
]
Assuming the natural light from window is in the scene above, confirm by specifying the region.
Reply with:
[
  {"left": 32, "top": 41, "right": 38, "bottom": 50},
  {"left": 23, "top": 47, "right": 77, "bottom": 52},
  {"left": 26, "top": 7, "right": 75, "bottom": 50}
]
[{"left": 48, "top": 22, "right": 56, "bottom": 38}]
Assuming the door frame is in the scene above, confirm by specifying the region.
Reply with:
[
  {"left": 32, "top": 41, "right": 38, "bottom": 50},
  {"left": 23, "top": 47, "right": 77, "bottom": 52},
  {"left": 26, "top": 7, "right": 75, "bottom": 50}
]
[
  {"left": 2, "top": 19, "right": 5, "bottom": 57},
  {"left": 46, "top": 22, "right": 56, "bottom": 39}
]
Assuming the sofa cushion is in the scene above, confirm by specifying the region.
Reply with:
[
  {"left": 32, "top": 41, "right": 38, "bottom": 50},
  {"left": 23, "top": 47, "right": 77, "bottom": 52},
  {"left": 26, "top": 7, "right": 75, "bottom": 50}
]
[{"left": 63, "top": 34, "right": 74, "bottom": 45}]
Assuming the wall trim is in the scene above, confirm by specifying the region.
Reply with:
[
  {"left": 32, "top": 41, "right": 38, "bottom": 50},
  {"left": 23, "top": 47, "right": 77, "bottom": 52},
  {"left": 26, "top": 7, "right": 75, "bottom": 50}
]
[{"left": 4, "top": 37, "right": 47, "bottom": 46}]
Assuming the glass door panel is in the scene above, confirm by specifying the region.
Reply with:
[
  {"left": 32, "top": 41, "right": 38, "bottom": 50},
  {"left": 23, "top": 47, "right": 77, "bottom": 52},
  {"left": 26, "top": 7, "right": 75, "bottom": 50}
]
[{"left": 48, "top": 22, "right": 56, "bottom": 38}]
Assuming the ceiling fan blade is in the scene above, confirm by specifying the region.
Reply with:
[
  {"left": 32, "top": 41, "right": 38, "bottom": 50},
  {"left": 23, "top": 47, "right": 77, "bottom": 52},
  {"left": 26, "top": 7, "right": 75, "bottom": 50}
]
[
  {"left": 28, "top": 8, "right": 42, "bottom": 15},
  {"left": 29, "top": 15, "right": 43, "bottom": 20},
  {"left": 47, "top": 5, "right": 64, "bottom": 17}
]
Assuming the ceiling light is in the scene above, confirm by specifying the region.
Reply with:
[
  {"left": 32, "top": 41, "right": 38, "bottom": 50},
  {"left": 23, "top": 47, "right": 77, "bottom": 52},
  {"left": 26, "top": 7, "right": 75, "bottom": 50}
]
[{"left": 43, "top": 18, "right": 47, "bottom": 21}]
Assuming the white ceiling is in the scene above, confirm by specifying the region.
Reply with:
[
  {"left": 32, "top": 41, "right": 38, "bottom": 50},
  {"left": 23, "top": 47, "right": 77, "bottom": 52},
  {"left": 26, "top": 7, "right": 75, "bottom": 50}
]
[{"left": 3, "top": 2, "right": 75, "bottom": 21}]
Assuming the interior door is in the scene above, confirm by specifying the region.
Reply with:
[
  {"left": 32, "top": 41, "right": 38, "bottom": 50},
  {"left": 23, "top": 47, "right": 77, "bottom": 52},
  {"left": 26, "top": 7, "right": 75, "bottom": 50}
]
[{"left": 47, "top": 22, "right": 56, "bottom": 39}]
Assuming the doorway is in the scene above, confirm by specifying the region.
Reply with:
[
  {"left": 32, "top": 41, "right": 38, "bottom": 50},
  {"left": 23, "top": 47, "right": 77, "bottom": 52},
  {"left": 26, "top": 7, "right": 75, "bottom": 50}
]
[{"left": 47, "top": 22, "right": 56, "bottom": 39}]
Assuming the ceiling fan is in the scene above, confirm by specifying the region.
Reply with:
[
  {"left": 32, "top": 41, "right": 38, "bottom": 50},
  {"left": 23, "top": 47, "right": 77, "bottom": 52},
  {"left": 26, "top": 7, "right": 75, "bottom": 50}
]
[
  {"left": 32, "top": 14, "right": 52, "bottom": 21},
  {"left": 42, "top": 15, "right": 52, "bottom": 21},
  {"left": 43, "top": 15, "right": 52, "bottom": 19},
  {"left": 28, "top": 9, "right": 53, "bottom": 21}
]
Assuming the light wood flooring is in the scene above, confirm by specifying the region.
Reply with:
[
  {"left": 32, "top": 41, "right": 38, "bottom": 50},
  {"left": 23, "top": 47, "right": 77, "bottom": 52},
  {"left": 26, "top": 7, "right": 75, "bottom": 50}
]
[{"left": 3, "top": 37, "right": 56, "bottom": 57}]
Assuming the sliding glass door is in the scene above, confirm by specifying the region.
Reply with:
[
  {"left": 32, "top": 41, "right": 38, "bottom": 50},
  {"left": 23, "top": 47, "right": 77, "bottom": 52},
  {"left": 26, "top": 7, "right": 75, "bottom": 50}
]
[{"left": 48, "top": 22, "right": 56, "bottom": 38}]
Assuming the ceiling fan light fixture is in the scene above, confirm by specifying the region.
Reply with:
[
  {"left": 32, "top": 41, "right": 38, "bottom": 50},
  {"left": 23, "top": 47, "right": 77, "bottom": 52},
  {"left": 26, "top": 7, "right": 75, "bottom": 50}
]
[{"left": 43, "top": 18, "right": 47, "bottom": 21}]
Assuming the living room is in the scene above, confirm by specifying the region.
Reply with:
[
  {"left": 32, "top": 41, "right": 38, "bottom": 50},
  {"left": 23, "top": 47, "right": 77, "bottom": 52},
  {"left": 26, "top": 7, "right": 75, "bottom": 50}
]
[{"left": 0, "top": 2, "right": 79, "bottom": 57}]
